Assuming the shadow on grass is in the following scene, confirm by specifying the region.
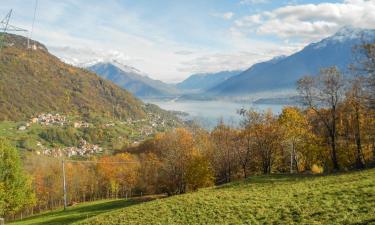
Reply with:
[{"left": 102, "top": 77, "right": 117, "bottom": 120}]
[{"left": 12, "top": 197, "right": 159, "bottom": 225}]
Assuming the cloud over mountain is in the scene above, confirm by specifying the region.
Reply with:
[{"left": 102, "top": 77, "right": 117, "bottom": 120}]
[{"left": 234, "top": 0, "right": 375, "bottom": 42}]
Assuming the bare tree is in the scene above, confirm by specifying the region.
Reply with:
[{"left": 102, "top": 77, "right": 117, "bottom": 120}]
[
  {"left": 298, "top": 67, "right": 345, "bottom": 170},
  {"left": 352, "top": 43, "right": 375, "bottom": 109},
  {"left": 211, "top": 122, "right": 237, "bottom": 183},
  {"left": 234, "top": 129, "right": 253, "bottom": 178},
  {"left": 346, "top": 77, "right": 366, "bottom": 168}
]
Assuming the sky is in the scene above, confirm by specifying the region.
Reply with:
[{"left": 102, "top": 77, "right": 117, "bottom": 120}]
[{"left": 1, "top": 0, "right": 375, "bottom": 83}]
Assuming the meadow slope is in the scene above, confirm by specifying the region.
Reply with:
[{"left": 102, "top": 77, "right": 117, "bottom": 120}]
[{"left": 77, "top": 169, "right": 375, "bottom": 225}]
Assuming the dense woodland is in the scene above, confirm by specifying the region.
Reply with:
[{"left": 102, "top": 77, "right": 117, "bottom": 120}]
[{"left": 0, "top": 43, "right": 375, "bottom": 220}]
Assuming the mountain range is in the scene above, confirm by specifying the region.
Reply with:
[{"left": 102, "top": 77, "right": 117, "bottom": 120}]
[
  {"left": 176, "top": 70, "right": 242, "bottom": 93},
  {"left": 87, "top": 27, "right": 375, "bottom": 99},
  {"left": 89, "top": 62, "right": 178, "bottom": 98},
  {"left": 209, "top": 27, "right": 375, "bottom": 96}
]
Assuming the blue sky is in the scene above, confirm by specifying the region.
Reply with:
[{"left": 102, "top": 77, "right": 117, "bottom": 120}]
[{"left": 1, "top": 0, "right": 374, "bottom": 82}]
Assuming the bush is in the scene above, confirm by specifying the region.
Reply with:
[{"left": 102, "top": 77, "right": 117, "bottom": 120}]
[{"left": 311, "top": 164, "right": 324, "bottom": 174}]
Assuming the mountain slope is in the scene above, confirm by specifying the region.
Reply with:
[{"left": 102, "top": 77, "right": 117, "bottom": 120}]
[
  {"left": 76, "top": 169, "right": 375, "bottom": 225},
  {"left": 210, "top": 27, "right": 375, "bottom": 96},
  {"left": 89, "top": 62, "right": 178, "bottom": 98},
  {"left": 176, "top": 70, "right": 241, "bottom": 92},
  {"left": 0, "top": 34, "right": 147, "bottom": 121}
]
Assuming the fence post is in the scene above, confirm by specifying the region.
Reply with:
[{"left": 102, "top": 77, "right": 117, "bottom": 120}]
[{"left": 0, "top": 218, "right": 4, "bottom": 225}]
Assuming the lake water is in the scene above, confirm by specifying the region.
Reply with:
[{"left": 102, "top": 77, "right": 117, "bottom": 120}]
[{"left": 145, "top": 99, "right": 286, "bottom": 129}]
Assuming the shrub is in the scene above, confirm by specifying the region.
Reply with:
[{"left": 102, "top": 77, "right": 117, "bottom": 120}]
[{"left": 311, "top": 164, "right": 324, "bottom": 174}]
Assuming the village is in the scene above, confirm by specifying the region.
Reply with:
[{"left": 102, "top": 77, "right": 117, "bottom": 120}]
[
  {"left": 15, "top": 112, "right": 178, "bottom": 158},
  {"left": 35, "top": 139, "right": 103, "bottom": 158}
]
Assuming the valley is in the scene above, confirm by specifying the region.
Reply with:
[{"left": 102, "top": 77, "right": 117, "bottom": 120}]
[{"left": 1, "top": 2, "right": 375, "bottom": 225}]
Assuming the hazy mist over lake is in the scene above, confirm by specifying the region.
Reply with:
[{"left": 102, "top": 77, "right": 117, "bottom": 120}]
[{"left": 146, "top": 99, "right": 286, "bottom": 129}]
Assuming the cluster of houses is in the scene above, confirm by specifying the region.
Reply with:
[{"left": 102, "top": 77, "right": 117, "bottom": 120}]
[
  {"left": 36, "top": 139, "right": 103, "bottom": 158},
  {"left": 73, "top": 121, "right": 91, "bottom": 128},
  {"left": 31, "top": 113, "right": 66, "bottom": 126},
  {"left": 18, "top": 111, "right": 179, "bottom": 154},
  {"left": 19, "top": 113, "right": 67, "bottom": 130}
]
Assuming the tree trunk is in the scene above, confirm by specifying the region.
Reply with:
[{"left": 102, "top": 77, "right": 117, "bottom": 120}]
[
  {"left": 354, "top": 108, "right": 365, "bottom": 168},
  {"left": 331, "top": 134, "right": 339, "bottom": 171},
  {"left": 331, "top": 111, "right": 340, "bottom": 171}
]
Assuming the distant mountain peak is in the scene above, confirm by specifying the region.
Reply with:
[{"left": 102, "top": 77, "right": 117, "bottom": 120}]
[
  {"left": 311, "top": 26, "right": 375, "bottom": 49},
  {"left": 89, "top": 62, "right": 178, "bottom": 98},
  {"left": 269, "top": 55, "right": 287, "bottom": 63},
  {"left": 110, "top": 60, "right": 149, "bottom": 77}
]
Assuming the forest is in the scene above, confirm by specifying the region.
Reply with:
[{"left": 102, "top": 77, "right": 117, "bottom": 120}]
[{"left": 0, "top": 43, "right": 374, "bottom": 221}]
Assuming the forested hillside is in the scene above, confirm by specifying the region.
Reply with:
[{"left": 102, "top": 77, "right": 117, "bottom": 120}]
[{"left": 0, "top": 34, "right": 146, "bottom": 121}]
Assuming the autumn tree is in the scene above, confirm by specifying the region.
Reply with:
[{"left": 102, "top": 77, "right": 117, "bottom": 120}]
[
  {"left": 211, "top": 123, "right": 238, "bottom": 183},
  {"left": 235, "top": 129, "right": 253, "bottom": 178},
  {"left": 24, "top": 155, "right": 63, "bottom": 211},
  {"left": 137, "top": 153, "right": 162, "bottom": 194},
  {"left": 298, "top": 67, "right": 345, "bottom": 170},
  {"left": 352, "top": 42, "right": 375, "bottom": 162},
  {"left": 97, "top": 153, "right": 140, "bottom": 198},
  {"left": 155, "top": 128, "right": 214, "bottom": 195},
  {"left": 242, "top": 109, "right": 282, "bottom": 174},
  {"left": 185, "top": 151, "right": 214, "bottom": 191},
  {"left": 342, "top": 77, "right": 368, "bottom": 168},
  {"left": 278, "top": 107, "right": 314, "bottom": 172}
]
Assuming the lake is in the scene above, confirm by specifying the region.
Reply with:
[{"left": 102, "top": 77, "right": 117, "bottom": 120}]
[{"left": 145, "top": 99, "right": 286, "bottom": 129}]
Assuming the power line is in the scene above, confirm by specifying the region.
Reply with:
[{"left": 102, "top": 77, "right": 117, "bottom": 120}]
[
  {"left": 28, "top": 0, "right": 38, "bottom": 49},
  {"left": 64, "top": 159, "right": 141, "bottom": 164},
  {"left": 0, "top": 9, "right": 28, "bottom": 52}
]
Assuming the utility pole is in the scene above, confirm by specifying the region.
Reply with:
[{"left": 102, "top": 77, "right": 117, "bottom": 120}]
[
  {"left": 28, "top": 0, "right": 38, "bottom": 49},
  {"left": 62, "top": 160, "right": 67, "bottom": 210},
  {"left": 290, "top": 143, "right": 294, "bottom": 174},
  {"left": 0, "top": 9, "right": 28, "bottom": 52}
]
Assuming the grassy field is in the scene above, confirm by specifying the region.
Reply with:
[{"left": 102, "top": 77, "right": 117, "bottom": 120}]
[
  {"left": 9, "top": 199, "right": 135, "bottom": 225},
  {"left": 11, "top": 169, "right": 375, "bottom": 225}
]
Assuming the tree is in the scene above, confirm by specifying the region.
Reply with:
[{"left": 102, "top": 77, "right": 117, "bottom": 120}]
[
  {"left": 0, "top": 138, "right": 35, "bottom": 217},
  {"left": 242, "top": 109, "right": 282, "bottom": 174},
  {"left": 235, "top": 129, "right": 253, "bottom": 178},
  {"left": 298, "top": 67, "right": 345, "bottom": 170},
  {"left": 185, "top": 152, "right": 214, "bottom": 191},
  {"left": 353, "top": 43, "right": 375, "bottom": 109},
  {"left": 138, "top": 153, "right": 162, "bottom": 194},
  {"left": 211, "top": 123, "right": 237, "bottom": 183},
  {"left": 151, "top": 128, "right": 215, "bottom": 195},
  {"left": 97, "top": 153, "right": 140, "bottom": 198},
  {"left": 345, "top": 77, "right": 367, "bottom": 168},
  {"left": 278, "top": 107, "right": 313, "bottom": 173},
  {"left": 157, "top": 128, "right": 195, "bottom": 195}
]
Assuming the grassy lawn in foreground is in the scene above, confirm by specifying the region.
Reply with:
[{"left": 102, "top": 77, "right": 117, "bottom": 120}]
[
  {"left": 9, "top": 169, "right": 375, "bottom": 225},
  {"left": 9, "top": 198, "right": 153, "bottom": 225},
  {"left": 77, "top": 169, "right": 375, "bottom": 225}
]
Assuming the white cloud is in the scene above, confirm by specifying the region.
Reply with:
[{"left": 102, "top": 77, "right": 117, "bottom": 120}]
[
  {"left": 240, "top": 0, "right": 270, "bottom": 5},
  {"left": 177, "top": 37, "right": 301, "bottom": 75},
  {"left": 210, "top": 12, "right": 234, "bottom": 20},
  {"left": 234, "top": 0, "right": 375, "bottom": 42}
]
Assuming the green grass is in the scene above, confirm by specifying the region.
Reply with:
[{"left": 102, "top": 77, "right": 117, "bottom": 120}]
[
  {"left": 9, "top": 199, "right": 146, "bottom": 225},
  {"left": 78, "top": 169, "right": 375, "bottom": 225},
  {"left": 11, "top": 169, "right": 375, "bottom": 225}
]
